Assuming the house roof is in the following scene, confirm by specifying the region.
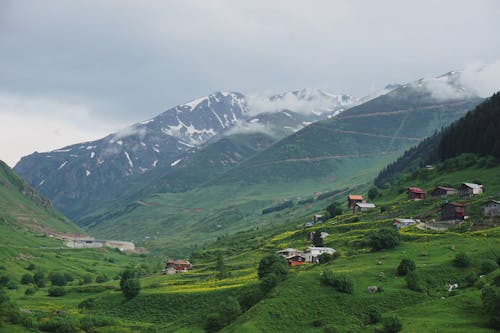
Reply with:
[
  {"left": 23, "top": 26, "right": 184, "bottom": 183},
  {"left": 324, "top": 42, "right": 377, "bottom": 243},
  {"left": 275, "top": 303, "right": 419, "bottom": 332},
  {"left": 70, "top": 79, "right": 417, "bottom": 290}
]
[
  {"left": 356, "top": 202, "right": 376, "bottom": 208},
  {"left": 435, "top": 186, "right": 457, "bottom": 191},
  {"left": 167, "top": 259, "right": 191, "bottom": 265},
  {"left": 277, "top": 248, "right": 298, "bottom": 253},
  {"left": 408, "top": 187, "right": 425, "bottom": 193},
  {"left": 443, "top": 202, "right": 465, "bottom": 207},
  {"left": 393, "top": 218, "right": 416, "bottom": 223},
  {"left": 286, "top": 254, "right": 306, "bottom": 260},
  {"left": 348, "top": 195, "right": 363, "bottom": 200},
  {"left": 306, "top": 247, "right": 335, "bottom": 252},
  {"left": 462, "top": 182, "right": 483, "bottom": 189},
  {"left": 483, "top": 200, "right": 500, "bottom": 205}
]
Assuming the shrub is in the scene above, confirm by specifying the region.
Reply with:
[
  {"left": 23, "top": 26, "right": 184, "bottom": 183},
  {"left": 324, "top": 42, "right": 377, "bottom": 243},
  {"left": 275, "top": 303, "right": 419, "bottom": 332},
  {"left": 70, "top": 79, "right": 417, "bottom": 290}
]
[
  {"left": 81, "top": 274, "right": 93, "bottom": 285},
  {"left": 453, "top": 252, "right": 471, "bottom": 268},
  {"left": 48, "top": 286, "right": 65, "bottom": 297},
  {"left": 365, "top": 228, "right": 400, "bottom": 251},
  {"left": 475, "top": 278, "right": 487, "bottom": 290},
  {"left": 238, "top": 286, "right": 264, "bottom": 311},
  {"left": 321, "top": 270, "right": 354, "bottom": 294},
  {"left": 122, "top": 278, "right": 140, "bottom": 299},
  {"left": 366, "top": 305, "right": 381, "bottom": 324},
  {"left": 382, "top": 315, "right": 403, "bottom": 333},
  {"left": 48, "top": 272, "right": 67, "bottom": 286},
  {"left": 312, "top": 319, "right": 323, "bottom": 327},
  {"left": 33, "top": 271, "right": 46, "bottom": 288},
  {"left": 26, "top": 263, "right": 36, "bottom": 271},
  {"left": 205, "top": 313, "right": 225, "bottom": 333},
  {"left": 38, "top": 316, "right": 78, "bottom": 333},
  {"left": 95, "top": 274, "right": 108, "bottom": 283},
  {"left": 368, "top": 187, "right": 380, "bottom": 200},
  {"left": 465, "top": 272, "right": 478, "bottom": 287},
  {"left": 78, "top": 297, "right": 96, "bottom": 309},
  {"left": 325, "top": 202, "right": 343, "bottom": 219},
  {"left": 0, "top": 275, "right": 9, "bottom": 287},
  {"left": 119, "top": 269, "right": 137, "bottom": 290},
  {"left": 319, "top": 253, "right": 334, "bottom": 264},
  {"left": 493, "top": 272, "right": 500, "bottom": 287},
  {"left": 480, "top": 259, "right": 498, "bottom": 275},
  {"left": 405, "top": 271, "right": 422, "bottom": 292},
  {"left": 24, "top": 287, "right": 37, "bottom": 296},
  {"left": 481, "top": 286, "right": 500, "bottom": 329},
  {"left": 257, "top": 255, "right": 288, "bottom": 280},
  {"left": 396, "top": 259, "right": 416, "bottom": 276},
  {"left": 260, "top": 273, "right": 279, "bottom": 293},
  {"left": 6, "top": 281, "right": 18, "bottom": 290},
  {"left": 80, "top": 315, "right": 116, "bottom": 331},
  {"left": 20, "top": 273, "right": 34, "bottom": 285},
  {"left": 220, "top": 296, "right": 241, "bottom": 322}
]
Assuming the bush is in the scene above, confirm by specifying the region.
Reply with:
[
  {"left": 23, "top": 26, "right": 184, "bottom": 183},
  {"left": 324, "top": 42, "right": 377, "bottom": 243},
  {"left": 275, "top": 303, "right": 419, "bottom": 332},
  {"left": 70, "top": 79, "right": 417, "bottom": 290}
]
[
  {"left": 368, "top": 187, "right": 380, "bottom": 200},
  {"left": 24, "top": 287, "right": 37, "bottom": 296},
  {"left": 205, "top": 297, "right": 241, "bottom": 333},
  {"left": 78, "top": 297, "right": 96, "bottom": 309},
  {"left": 481, "top": 286, "right": 500, "bottom": 329},
  {"left": 119, "top": 269, "right": 137, "bottom": 290},
  {"left": 453, "top": 252, "right": 471, "bottom": 268},
  {"left": 382, "top": 315, "right": 403, "bottom": 333},
  {"left": 396, "top": 259, "right": 416, "bottom": 276},
  {"left": 321, "top": 270, "right": 354, "bottom": 294},
  {"left": 95, "top": 274, "right": 108, "bottom": 283},
  {"left": 319, "top": 253, "right": 334, "bottom": 264},
  {"left": 205, "top": 313, "right": 225, "bottom": 333},
  {"left": 465, "top": 272, "right": 478, "bottom": 287},
  {"left": 480, "top": 259, "right": 498, "bottom": 275},
  {"left": 20, "top": 273, "right": 33, "bottom": 285},
  {"left": 257, "top": 255, "right": 288, "bottom": 281},
  {"left": 48, "top": 286, "right": 65, "bottom": 297},
  {"left": 80, "top": 315, "right": 116, "bottom": 331},
  {"left": 38, "top": 316, "right": 78, "bottom": 333},
  {"left": 312, "top": 319, "right": 322, "bottom": 327},
  {"left": 366, "top": 228, "right": 400, "bottom": 251},
  {"left": 33, "top": 271, "right": 46, "bottom": 288},
  {"left": 81, "top": 274, "right": 93, "bottom": 285},
  {"left": 405, "top": 271, "right": 422, "bottom": 292},
  {"left": 26, "top": 263, "right": 36, "bottom": 271},
  {"left": 366, "top": 305, "right": 381, "bottom": 324},
  {"left": 260, "top": 273, "right": 279, "bottom": 293},
  {"left": 325, "top": 202, "right": 343, "bottom": 219},
  {"left": 122, "top": 278, "right": 140, "bottom": 299},
  {"left": 48, "top": 272, "right": 67, "bottom": 286},
  {"left": 238, "top": 286, "right": 264, "bottom": 311}
]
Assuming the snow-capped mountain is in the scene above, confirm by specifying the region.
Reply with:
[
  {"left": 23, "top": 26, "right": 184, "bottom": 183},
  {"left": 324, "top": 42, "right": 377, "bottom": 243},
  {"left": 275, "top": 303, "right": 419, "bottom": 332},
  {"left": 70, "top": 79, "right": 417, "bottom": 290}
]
[{"left": 14, "top": 89, "right": 360, "bottom": 218}]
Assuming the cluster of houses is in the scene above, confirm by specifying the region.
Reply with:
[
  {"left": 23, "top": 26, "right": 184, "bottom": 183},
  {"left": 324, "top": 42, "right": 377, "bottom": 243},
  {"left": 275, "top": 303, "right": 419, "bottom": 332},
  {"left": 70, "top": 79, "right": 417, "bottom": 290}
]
[
  {"left": 161, "top": 259, "right": 193, "bottom": 275},
  {"left": 277, "top": 246, "right": 336, "bottom": 266},
  {"left": 348, "top": 195, "right": 376, "bottom": 214}
]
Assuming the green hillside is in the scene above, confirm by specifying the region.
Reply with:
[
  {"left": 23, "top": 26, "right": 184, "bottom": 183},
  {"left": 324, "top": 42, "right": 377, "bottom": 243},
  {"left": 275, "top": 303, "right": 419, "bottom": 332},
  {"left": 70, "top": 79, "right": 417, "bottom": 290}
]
[{"left": 82, "top": 84, "right": 482, "bottom": 253}]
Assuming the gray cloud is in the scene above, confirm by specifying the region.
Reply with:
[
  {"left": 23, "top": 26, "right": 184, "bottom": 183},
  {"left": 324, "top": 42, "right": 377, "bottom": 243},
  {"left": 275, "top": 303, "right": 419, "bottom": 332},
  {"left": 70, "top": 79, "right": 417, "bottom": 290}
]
[{"left": 1, "top": 0, "right": 500, "bottom": 165}]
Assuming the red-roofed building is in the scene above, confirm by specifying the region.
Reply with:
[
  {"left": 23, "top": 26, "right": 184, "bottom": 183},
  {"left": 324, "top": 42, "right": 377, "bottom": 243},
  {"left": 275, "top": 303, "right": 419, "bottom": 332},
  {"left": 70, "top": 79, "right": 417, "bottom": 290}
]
[
  {"left": 347, "top": 195, "right": 363, "bottom": 208},
  {"left": 408, "top": 187, "right": 425, "bottom": 200},
  {"left": 162, "top": 259, "right": 192, "bottom": 274},
  {"left": 287, "top": 254, "right": 306, "bottom": 266}
]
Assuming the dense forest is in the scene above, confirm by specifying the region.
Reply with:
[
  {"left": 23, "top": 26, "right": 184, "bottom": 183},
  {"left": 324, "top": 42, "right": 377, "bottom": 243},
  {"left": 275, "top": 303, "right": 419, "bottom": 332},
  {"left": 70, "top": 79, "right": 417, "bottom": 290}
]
[{"left": 375, "top": 91, "right": 500, "bottom": 186}]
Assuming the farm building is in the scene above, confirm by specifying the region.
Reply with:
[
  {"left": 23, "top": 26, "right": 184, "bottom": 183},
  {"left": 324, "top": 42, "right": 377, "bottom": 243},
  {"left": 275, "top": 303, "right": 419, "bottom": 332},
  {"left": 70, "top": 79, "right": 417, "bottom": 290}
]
[
  {"left": 441, "top": 202, "right": 465, "bottom": 221},
  {"left": 431, "top": 186, "right": 458, "bottom": 198},
  {"left": 304, "top": 222, "right": 313, "bottom": 227},
  {"left": 481, "top": 200, "right": 500, "bottom": 217},
  {"left": 162, "top": 259, "right": 192, "bottom": 274},
  {"left": 314, "top": 214, "right": 324, "bottom": 223},
  {"left": 303, "top": 247, "right": 336, "bottom": 263},
  {"left": 393, "top": 218, "right": 418, "bottom": 229},
  {"left": 286, "top": 254, "right": 306, "bottom": 266},
  {"left": 353, "top": 202, "right": 376, "bottom": 214},
  {"left": 277, "top": 248, "right": 301, "bottom": 258},
  {"left": 460, "top": 183, "right": 483, "bottom": 197},
  {"left": 347, "top": 195, "right": 363, "bottom": 208},
  {"left": 408, "top": 187, "right": 425, "bottom": 200}
]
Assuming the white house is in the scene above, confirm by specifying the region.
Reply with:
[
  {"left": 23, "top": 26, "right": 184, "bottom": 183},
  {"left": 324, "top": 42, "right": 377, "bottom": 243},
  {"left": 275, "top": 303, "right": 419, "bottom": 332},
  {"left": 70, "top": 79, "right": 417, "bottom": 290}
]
[
  {"left": 303, "top": 247, "right": 336, "bottom": 263},
  {"left": 460, "top": 182, "right": 483, "bottom": 197},
  {"left": 276, "top": 248, "right": 301, "bottom": 258},
  {"left": 393, "top": 218, "right": 418, "bottom": 229}
]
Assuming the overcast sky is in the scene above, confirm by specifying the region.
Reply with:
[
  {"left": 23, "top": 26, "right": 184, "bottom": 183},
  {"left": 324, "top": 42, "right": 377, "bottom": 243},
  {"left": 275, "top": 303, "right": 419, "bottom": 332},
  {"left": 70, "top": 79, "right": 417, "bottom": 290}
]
[{"left": 1, "top": 0, "right": 500, "bottom": 166}]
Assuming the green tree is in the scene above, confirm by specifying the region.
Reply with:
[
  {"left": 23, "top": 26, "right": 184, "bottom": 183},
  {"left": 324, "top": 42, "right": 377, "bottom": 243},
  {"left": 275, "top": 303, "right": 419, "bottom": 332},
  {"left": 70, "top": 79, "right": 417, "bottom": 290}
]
[
  {"left": 259, "top": 273, "right": 279, "bottom": 293},
  {"left": 20, "top": 274, "right": 33, "bottom": 285},
  {"left": 382, "top": 315, "right": 403, "bottom": 333},
  {"left": 33, "top": 271, "right": 45, "bottom": 288},
  {"left": 122, "top": 278, "right": 140, "bottom": 299},
  {"left": 368, "top": 187, "right": 380, "bottom": 200},
  {"left": 325, "top": 202, "right": 342, "bottom": 219},
  {"left": 119, "top": 269, "right": 137, "bottom": 290},
  {"left": 48, "top": 272, "right": 67, "bottom": 286},
  {"left": 365, "top": 228, "right": 400, "bottom": 251},
  {"left": 453, "top": 252, "right": 471, "bottom": 268},
  {"left": 481, "top": 286, "right": 500, "bottom": 329},
  {"left": 397, "top": 259, "right": 416, "bottom": 276},
  {"left": 405, "top": 271, "right": 422, "bottom": 292},
  {"left": 321, "top": 270, "right": 354, "bottom": 294},
  {"left": 216, "top": 255, "right": 228, "bottom": 279},
  {"left": 257, "top": 255, "right": 288, "bottom": 280},
  {"left": 312, "top": 231, "right": 324, "bottom": 247}
]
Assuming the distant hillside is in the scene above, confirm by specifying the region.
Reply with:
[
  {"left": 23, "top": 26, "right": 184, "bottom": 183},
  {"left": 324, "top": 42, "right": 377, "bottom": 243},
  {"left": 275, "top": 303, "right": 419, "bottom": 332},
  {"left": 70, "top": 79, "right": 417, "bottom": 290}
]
[
  {"left": 0, "top": 160, "right": 83, "bottom": 239},
  {"left": 375, "top": 91, "right": 500, "bottom": 186}
]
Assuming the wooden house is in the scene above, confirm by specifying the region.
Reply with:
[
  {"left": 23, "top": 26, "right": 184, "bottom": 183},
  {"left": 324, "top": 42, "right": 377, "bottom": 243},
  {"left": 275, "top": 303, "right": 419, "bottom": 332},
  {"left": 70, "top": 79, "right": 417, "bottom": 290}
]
[
  {"left": 460, "top": 183, "right": 483, "bottom": 197},
  {"left": 347, "top": 195, "right": 363, "bottom": 208},
  {"left": 286, "top": 254, "right": 306, "bottom": 266},
  {"left": 353, "top": 202, "right": 375, "bottom": 214},
  {"left": 441, "top": 202, "right": 465, "bottom": 221},
  {"left": 481, "top": 200, "right": 500, "bottom": 217},
  {"left": 431, "top": 186, "right": 458, "bottom": 198},
  {"left": 393, "top": 218, "right": 417, "bottom": 229},
  {"left": 408, "top": 187, "right": 425, "bottom": 200},
  {"left": 163, "top": 259, "right": 192, "bottom": 274}
]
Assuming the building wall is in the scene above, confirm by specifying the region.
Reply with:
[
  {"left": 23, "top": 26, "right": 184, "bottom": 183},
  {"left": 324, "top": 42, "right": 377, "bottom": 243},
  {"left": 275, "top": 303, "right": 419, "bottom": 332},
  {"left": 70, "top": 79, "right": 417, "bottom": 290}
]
[{"left": 482, "top": 204, "right": 500, "bottom": 216}]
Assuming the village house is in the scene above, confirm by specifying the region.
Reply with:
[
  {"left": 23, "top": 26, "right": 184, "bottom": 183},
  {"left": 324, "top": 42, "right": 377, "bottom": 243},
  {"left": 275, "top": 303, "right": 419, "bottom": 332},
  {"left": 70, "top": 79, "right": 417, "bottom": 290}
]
[
  {"left": 303, "top": 246, "right": 336, "bottom": 263},
  {"left": 308, "top": 231, "right": 329, "bottom": 241},
  {"left": 314, "top": 214, "right": 323, "bottom": 223},
  {"left": 430, "top": 186, "right": 458, "bottom": 198},
  {"left": 460, "top": 182, "right": 483, "bottom": 197},
  {"left": 393, "top": 218, "right": 418, "bottom": 229},
  {"left": 408, "top": 187, "right": 425, "bottom": 200},
  {"left": 441, "top": 202, "right": 465, "bottom": 221},
  {"left": 347, "top": 195, "right": 364, "bottom": 208},
  {"left": 162, "top": 259, "right": 192, "bottom": 275},
  {"left": 481, "top": 200, "right": 500, "bottom": 217},
  {"left": 304, "top": 222, "right": 314, "bottom": 227},
  {"left": 353, "top": 202, "right": 376, "bottom": 214},
  {"left": 276, "top": 248, "right": 301, "bottom": 258},
  {"left": 286, "top": 254, "right": 306, "bottom": 266}
]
